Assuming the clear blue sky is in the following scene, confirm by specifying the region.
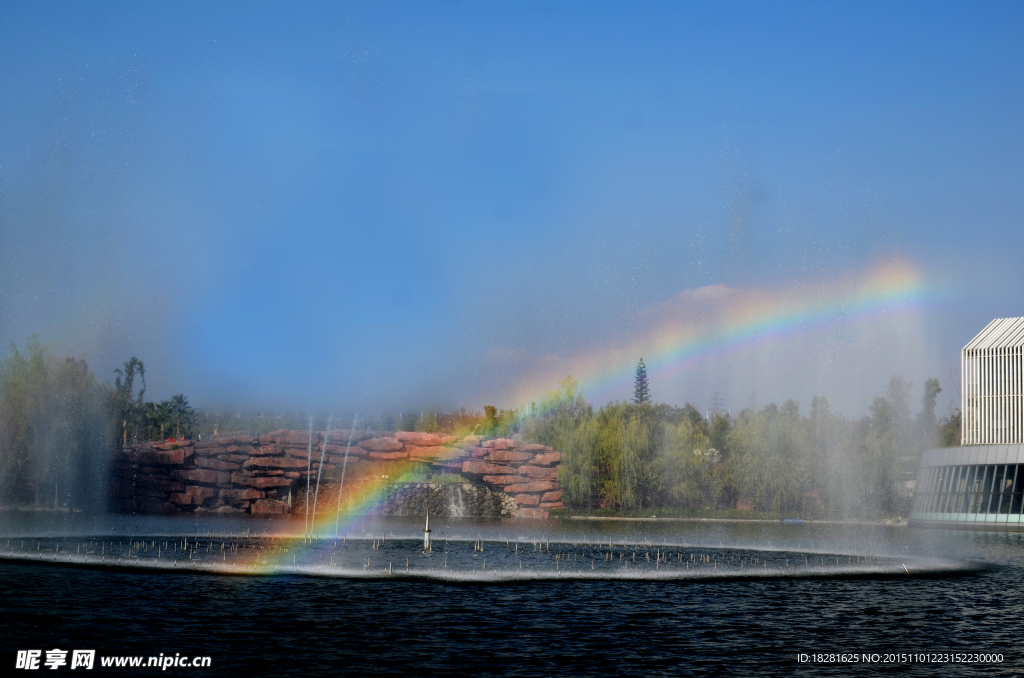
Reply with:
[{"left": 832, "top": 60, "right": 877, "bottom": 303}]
[{"left": 1, "top": 1, "right": 1021, "bottom": 416}]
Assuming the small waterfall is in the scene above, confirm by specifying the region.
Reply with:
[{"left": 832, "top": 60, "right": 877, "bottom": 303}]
[{"left": 446, "top": 485, "right": 467, "bottom": 518}]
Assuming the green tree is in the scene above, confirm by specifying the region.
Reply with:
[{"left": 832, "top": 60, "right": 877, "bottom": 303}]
[
  {"left": 557, "top": 415, "right": 599, "bottom": 508},
  {"left": 0, "top": 339, "right": 112, "bottom": 508},
  {"left": 155, "top": 400, "right": 172, "bottom": 439},
  {"left": 857, "top": 375, "right": 915, "bottom": 517},
  {"left": 517, "top": 371, "right": 919, "bottom": 519},
  {"left": 807, "top": 395, "right": 858, "bottom": 519},
  {"left": 919, "top": 378, "right": 942, "bottom": 427},
  {"left": 917, "top": 378, "right": 942, "bottom": 448},
  {"left": 939, "top": 408, "right": 961, "bottom": 447},
  {"left": 112, "top": 357, "right": 146, "bottom": 448},
  {"left": 862, "top": 397, "right": 897, "bottom": 515},
  {"left": 167, "top": 394, "right": 197, "bottom": 439},
  {"left": 709, "top": 412, "right": 732, "bottom": 460},
  {"left": 479, "top": 405, "right": 518, "bottom": 437},
  {"left": 593, "top": 404, "right": 625, "bottom": 509},
  {"left": 415, "top": 411, "right": 440, "bottom": 433},
  {"left": 620, "top": 406, "right": 658, "bottom": 509},
  {"left": 728, "top": 404, "right": 807, "bottom": 514},
  {"left": 519, "top": 375, "right": 590, "bottom": 445},
  {"left": 660, "top": 417, "right": 721, "bottom": 508},
  {"left": 633, "top": 358, "right": 650, "bottom": 404}
]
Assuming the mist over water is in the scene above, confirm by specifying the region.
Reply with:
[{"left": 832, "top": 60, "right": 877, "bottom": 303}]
[
  {"left": 2, "top": 511, "right": 1022, "bottom": 675},
  {"left": 3, "top": 2, "right": 1024, "bottom": 674},
  {"left": 0, "top": 511, "right": 991, "bottom": 580}
]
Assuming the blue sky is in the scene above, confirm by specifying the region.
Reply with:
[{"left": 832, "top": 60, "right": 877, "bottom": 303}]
[{"left": 1, "top": 1, "right": 1022, "bottom": 416}]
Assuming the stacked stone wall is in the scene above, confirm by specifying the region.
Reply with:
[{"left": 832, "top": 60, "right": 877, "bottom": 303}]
[
  {"left": 110, "top": 429, "right": 563, "bottom": 518},
  {"left": 457, "top": 437, "right": 563, "bottom": 518}
]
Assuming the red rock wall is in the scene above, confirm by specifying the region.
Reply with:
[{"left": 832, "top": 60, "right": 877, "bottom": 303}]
[
  {"left": 110, "top": 430, "right": 564, "bottom": 518},
  {"left": 456, "top": 437, "right": 563, "bottom": 518}
]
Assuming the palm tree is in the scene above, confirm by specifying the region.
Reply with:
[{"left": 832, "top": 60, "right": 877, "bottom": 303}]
[
  {"left": 168, "top": 394, "right": 196, "bottom": 439},
  {"left": 112, "top": 357, "right": 145, "bottom": 447}
]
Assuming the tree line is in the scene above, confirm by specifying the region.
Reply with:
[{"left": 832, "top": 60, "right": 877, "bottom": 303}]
[
  {"left": 0, "top": 339, "right": 197, "bottom": 508},
  {"left": 111, "top": 356, "right": 198, "bottom": 445},
  {"left": 0, "top": 338, "right": 963, "bottom": 518},
  {"left": 517, "top": 371, "right": 960, "bottom": 519}
]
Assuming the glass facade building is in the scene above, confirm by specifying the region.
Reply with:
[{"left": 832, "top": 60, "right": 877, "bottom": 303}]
[
  {"left": 911, "top": 318, "right": 1024, "bottom": 530},
  {"left": 911, "top": 445, "right": 1024, "bottom": 530}
]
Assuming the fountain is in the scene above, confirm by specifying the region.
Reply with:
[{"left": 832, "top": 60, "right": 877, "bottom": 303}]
[
  {"left": 334, "top": 415, "right": 358, "bottom": 542},
  {"left": 0, "top": 511, "right": 986, "bottom": 582},
  {"left": 309, "top": 417, "right": 331, "bottom": 530},
  {"left": 303, "top": 416, "right": 314, "bottom": 540}
]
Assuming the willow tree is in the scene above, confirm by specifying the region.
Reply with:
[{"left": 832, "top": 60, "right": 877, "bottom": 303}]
[
  {"left": 0, "top": 339, "right": 112, "bottom": 508},
  {"left": 660, "top": 417, "right": 721, "bottom": 509},
  {"left": 557, "top": 415, "right": 599, "bottom": 508},
  {"left": 728, "top": 402, "right": 808, "bottom": 514}
]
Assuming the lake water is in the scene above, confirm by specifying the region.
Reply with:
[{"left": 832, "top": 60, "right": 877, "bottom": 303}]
[{"left": 1, "top": 512, "right": 1021, "bottom": 676}]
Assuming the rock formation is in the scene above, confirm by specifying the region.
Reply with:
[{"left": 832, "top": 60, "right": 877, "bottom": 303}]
[{"left": 110, "top": 430, "right": 564, "bottom": 518}]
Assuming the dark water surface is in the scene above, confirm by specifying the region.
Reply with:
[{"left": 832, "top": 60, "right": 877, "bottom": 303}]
[{"left": 1, "top": 514, "right": 1022, "bottom": 676}]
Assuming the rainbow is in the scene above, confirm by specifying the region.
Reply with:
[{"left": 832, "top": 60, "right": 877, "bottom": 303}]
[
  {"left": 308, "top": 458, "right": 428, "bottom": 538},
  {"left": 240, "top": 454, "right": 443, "bottom": 572},
  {"left": 275, "top": 457, "right": 444, "bottom": 540},
  {"left": 258, "top": 441, "right": 473, "bottom": 555},
  {"left": 241, "top": 258, "right": 931, "bottom": 572},
  {"left": 510, "top": 258, "right": 930, "bottom": 409}
]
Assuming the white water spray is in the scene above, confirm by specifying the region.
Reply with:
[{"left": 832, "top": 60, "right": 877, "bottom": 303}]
[
  {"left": 303, "top": 416, "right": 313, "bottom": 541},
  {"left": 446, "top": 485, "right": 467, "bottom": 518},
  {"left": 310, "top": 416, "right": 331, "bottom": 534},
  {"left": 334, "top": 415, "right": 358, "bottom": 542}
]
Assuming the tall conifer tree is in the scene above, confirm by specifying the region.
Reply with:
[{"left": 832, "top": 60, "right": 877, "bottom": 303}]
[{"left": 633, "top": 358, "right": 650, "bottom": 404}]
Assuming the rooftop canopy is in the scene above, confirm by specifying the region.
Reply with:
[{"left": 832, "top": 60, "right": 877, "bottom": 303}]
[{"left": 964, "top": 317, "right": 1024, "bottom": 351}]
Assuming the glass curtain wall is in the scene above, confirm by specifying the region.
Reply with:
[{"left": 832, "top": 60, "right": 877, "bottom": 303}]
[{"left": 913, "top": 464, "right": 1024, "bottom": 515}]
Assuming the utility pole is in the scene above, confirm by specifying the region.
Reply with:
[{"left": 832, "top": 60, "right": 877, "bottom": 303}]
[{"left": 710, "top": 393, "right": 723, "bottom": 416}]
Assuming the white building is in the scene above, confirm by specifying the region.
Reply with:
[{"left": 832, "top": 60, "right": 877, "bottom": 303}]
[
  {"left": 911, "top": 317, "right": 1024, "bottom": 531},
  {"left": 962, "top": 317, "right": 1024, "bottom": 445}
]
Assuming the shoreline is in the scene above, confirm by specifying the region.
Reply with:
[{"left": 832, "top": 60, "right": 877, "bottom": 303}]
[
  {"left": 569, "top": 516, "right": 909, "bottom": 527},
  {"left": 0, "top": 506, "right": 909, "bottom": 527}
]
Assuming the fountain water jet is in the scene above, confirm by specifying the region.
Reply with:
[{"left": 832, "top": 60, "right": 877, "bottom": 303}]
[
  {"left": 303, "top": 416, "right": 314, "bottom": 541},
  {"left": 310, "top": 417, "right": 332, "bottom": 534},
  {"left": 334, "top": 415, "right": 358, "bottom": 542}
]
